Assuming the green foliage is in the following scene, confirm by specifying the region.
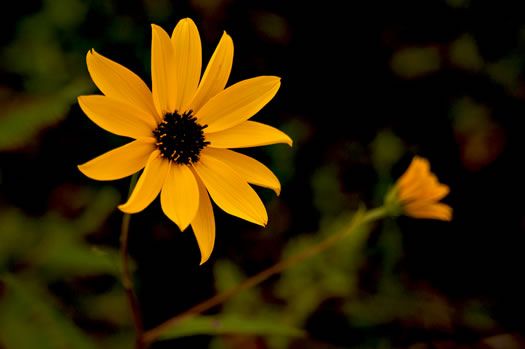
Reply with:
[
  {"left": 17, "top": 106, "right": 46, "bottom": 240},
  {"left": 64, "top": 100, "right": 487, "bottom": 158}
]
[
  {"left": 158, "top": 314, "right": 305, "bottom": 340},
  {"left": 311, "top": 164, "right": 347, "bottom": 217},
  {"left": 0, "top": 0, "right": 515, "bottom": 347},
  {"left": 0, "top": 275, "right": 98, "bottom": 349},
  {"left": 0, "top": 0, "right": 95, "bottom": 151},
  {"left": 449, "top": 34, "right": 484, "bottom": 72},
  {"left": 391, "top": 47, "right": 441, "bottom": 78},
  {"left": 371, "top": 130, "right": 405, "bottom": 175},
  {"left": 0, "top": 186, "right": 132, "bottom": 348},
  {"left": 0, "top": 187, "right": 121, "bottom": 276},
  {"left": 0, "top": 78, "right": 92, "bottom": 151}
]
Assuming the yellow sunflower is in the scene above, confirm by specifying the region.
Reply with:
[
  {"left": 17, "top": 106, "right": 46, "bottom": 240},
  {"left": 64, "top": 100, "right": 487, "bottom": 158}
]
[
  {"left": 77, "top": 18, "right": 292, "bottom": 264},
  {"left": 386, "top": 156, "right": 452, "bottom": 221}
]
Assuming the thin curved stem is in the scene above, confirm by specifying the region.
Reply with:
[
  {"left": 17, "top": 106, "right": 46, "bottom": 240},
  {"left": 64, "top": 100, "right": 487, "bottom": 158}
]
[
  {"left": 142, "top": 206, "right": 387, "bottom": 343},
  {"left": 120, "top": 173, "right": 145, "bottom": 349}
]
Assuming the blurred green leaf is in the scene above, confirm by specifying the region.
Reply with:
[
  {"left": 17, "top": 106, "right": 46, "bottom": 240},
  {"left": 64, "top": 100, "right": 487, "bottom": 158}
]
[
  {"left": 214, "top": 259, "right": 261, "bottom": 314},
  {"left": 0, "top": 274, "right": 97, "bottom": 349},
  {"left": 44, "top": 0, "right": 88, "bottom": 29},
  {"left": 461, "top": 300, "right": 497, "bottom": 331},
  {"left": 391, "top": 46, "right": 441, "bottom": 78},
  {"left": 0, "top": 208, "right": 41, "bottom": 268},
  {"left": 252, "top": 11, "right": 291, "bottom": 45},
  {"left": 451, "top": 96, "right": 491, "bottom": 133},
  {"left": 371, "top": 129, "right": 405, "bottom": 175},
  {"left": 275, "top": 213, "right": 371, "bottom": 328},
  {"left": 0, "top": 78, "right": 93, "bottom": 151},
  {"left": 79, "top": 286, "right": 130, "bottom": 328},
  {"left": 0, "top": 186, "right": 121, "bottom": 278},
  {"left": 311, "top": 164, "right": 345, "bottom": 216},
  {"left": 73, "top": 186, "right": 122, "bottom": 235},
  {"left": 486, "top": 55, "right": 524, "bottom": 96},
  {"left": 267, "top": 117, "right": 311, "bottom": 184},
  {"left": 157, "top": 314, "right": 306, "bottom": 340},
  {"left": 449, "top": 34, "right": 484, "bottom": 72},
  {"left": 451, "top": 96, "right": 505, "bottom": 170},
  {"left": 36, "top": 233, "right": 120, "bottom": 278}
]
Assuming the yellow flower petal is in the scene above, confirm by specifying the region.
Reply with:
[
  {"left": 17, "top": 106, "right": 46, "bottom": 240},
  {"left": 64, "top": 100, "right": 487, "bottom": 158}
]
[
  {"left": 189, "top": 32, "right": 233, "bottom": 113},
  {"left": 78, "top": 95, "right": 157, "bottom": 139},
  {"left": 161, "top": 162, "right": 199, "bottom": 231},
  {"left": 414, "top": 176, "right": 450, "bottom": 202},
  {"left": 426, "top": 183, "right": 450, "bottom": 201},
  {"left": 195, "top": 76, "right": 281, "bottom": 133},
  {"left": 190, "top": 171, "right": 216, "bottom": 265},
  {"left": 171, "top": 18, "right": 202, "bottom": 112},
  {"left": 398, "top": 156, "right": 429, "bottom": 191},
  {"left": 119, "top": 150, "right": 169, "bottom": 214},
  {"left": 204, "top": 147, "right": 281, "bottom": 195},
  {"left": 403, "top": 202, "right": 452, "bottom": 221},
  {"left": 86, "top": 49, "right": 159, "bottom": 122},
  {"left": 392, "top": 156, "right": 452, "bottom": 222},
  {"left": 205, "top": 120, "right": 292, "bottom": 148},
  {"left": 78, "top": 138, "right": 156, "bottom": 181},
  {"left": 151, "top": 24, "right": 176, "bottom": 116},
  {"left": 192, "top": 152, "right": 268, "bottom": 226}
]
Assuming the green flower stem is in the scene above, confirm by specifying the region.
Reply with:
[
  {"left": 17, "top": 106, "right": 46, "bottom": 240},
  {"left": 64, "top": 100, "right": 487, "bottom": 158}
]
[
  {"left": 142, "top": 205, "right": 387, "bottom": 344},
  {"left": 120, "top": 173, "right": 145, "bottom": 349}
]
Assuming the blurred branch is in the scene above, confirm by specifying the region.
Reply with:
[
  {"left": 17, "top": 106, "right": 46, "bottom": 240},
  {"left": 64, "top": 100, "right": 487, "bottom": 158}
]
[{"left": 142, "top": 205, "right": 387, "bottom": 344}]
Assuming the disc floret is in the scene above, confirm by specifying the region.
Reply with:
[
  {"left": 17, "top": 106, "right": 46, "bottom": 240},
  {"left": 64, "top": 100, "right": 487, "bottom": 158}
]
[{"left": 153, "top": 110, "right": 209, "bottom": 164}]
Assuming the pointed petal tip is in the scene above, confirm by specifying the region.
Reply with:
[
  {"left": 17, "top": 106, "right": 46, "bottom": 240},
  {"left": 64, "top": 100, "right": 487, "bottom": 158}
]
[
  {"left": 199, "top": 254, "right": 211, "bottom": 265},
  {"left": 151, "top": 23, "right": 163, "bottom": 34},
  {"left": 272, "top": 77, "right": 281, "bottom": 91},
  {"left": 176, "top": 222, "right": 191, "bottom": 233},
  {"left": 77, "top": 95, "right": 87, "bottom": 108},
  {"left": 257, "top": 215, "right": 268, "bottom": 227},
  {"left": 272, "top": 181, "right": 281, "bottom": 196},
  {"left": 221, "top": 31, "right": 233, "bottom": 41},
  {"left": 86, "top": 48, "right": 101, "bottom": 63},
  {"left": 117, "top": 203, "right": 141, "bottom": 214},
  {"left": 77, "top": 163, "right": 91, "bottom": 176},
  {"left": 151, "top": 23, "right": 166, "bottom": 34},
  {"left": 117, "top": 204, "right": 131, "bottom": 214},
  {"left": 77, "top": 163, "right": 86, "bottom": 174},
  {"left": 77, "top": 94, "right": 93, "bottom": 105}
]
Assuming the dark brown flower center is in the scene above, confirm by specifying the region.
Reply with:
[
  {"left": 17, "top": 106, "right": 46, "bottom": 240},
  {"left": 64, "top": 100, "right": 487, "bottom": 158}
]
[{"left": 153, "top": 110, "right": 209, "bottom": 164}]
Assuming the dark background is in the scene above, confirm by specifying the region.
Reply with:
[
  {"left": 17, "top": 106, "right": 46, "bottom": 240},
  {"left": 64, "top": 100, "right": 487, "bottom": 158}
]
[{"left": 1, "top": 0, "right": 525, "bottom": 348}]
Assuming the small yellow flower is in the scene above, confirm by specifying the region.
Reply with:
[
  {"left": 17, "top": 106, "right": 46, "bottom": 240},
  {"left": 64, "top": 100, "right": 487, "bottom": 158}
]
[
  {"left": 77, "top": 18, "right": 292, "bottom": 264},
  {"left": 386, "top": 156, "right": 452, "bottom": 221}
]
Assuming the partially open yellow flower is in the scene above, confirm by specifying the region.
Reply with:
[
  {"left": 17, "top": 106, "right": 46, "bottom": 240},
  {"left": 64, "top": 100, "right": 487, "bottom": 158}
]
[
  {"left": 77, "top": 18, "right": 292, "bottom": 264},
  {"left": 387, "top": 156, "right": 452, "bottom": 221}
]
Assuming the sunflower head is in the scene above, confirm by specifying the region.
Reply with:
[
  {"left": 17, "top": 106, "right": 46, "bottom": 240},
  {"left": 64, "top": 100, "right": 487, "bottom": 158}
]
[
  {"left": 384, "top": 156, "right": 452, "bottom": 221},
  {"left": 77, "top": 18, "right": 292, "bottom": 264}
]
